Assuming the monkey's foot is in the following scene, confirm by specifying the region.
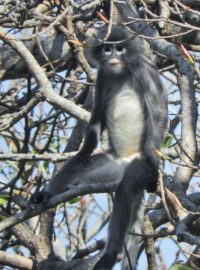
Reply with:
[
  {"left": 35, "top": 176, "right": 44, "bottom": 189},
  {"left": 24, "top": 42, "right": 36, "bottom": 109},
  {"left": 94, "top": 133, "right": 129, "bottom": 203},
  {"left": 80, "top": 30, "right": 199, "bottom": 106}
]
[
  {"left": 30, "top": 190, "right": 52, "bottom": 204},
  {"left": 93, "top": 251, "right": 118, "bottom": 270},
  {"left": 146, "top": 179, "right": 157, "bottom": 193}
]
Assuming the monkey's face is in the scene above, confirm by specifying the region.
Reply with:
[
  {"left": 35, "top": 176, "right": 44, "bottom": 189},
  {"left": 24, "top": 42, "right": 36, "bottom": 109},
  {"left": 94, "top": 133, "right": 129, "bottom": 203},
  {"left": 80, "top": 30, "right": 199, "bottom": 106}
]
[{"left": 98, "top": 44, "right": 128, "bottom": 74}]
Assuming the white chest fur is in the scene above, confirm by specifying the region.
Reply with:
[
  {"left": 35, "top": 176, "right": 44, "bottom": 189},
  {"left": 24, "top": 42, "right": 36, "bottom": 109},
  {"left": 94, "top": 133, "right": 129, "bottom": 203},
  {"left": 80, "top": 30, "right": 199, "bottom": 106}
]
[{"left": 106, "top": 84, "right": 145, "bottom": 157}]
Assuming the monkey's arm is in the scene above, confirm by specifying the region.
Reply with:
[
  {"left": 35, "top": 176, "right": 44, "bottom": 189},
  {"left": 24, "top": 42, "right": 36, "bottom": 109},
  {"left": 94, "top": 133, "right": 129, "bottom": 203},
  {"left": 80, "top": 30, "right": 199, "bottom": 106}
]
[
  {"left": 142, "top": 66, "right": 168, "bottom": 192},
  {"left": 78, "top": 81, "right": 104, "bottom": 159},
  {"left": 78, "top": 122, "right": 101, "bottom": 158},
  {"left": 77, "top": 104, "right": 102, "bottom": 160}
]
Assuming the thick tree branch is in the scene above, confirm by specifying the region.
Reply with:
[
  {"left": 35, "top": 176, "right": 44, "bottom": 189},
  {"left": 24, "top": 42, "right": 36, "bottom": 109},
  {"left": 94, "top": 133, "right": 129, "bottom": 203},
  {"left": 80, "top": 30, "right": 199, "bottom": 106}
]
[
  {"left": 0, "top": 148, "right": 103, "bottom": 161},
  {"left": 0, "top": 250, "right": 33, "bottom": 270},
  {"left": 0, "top": 32, "right": 73, "bottom": 80},
  {"left": 0, "top": 182, "right": 116, "bottom": 233},
  {"left": 174, "top": 74, "right": 197, "bottom": 189},
  {"left": 143, "top": 215, "right": 157, "bottom": 270}
]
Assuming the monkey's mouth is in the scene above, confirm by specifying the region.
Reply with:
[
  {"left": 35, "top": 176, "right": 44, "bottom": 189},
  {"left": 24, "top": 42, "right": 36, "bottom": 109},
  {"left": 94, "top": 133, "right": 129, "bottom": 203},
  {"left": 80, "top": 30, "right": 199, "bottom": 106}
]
[{"left": 108, "top": 58, "right": 120, "bottom": 66}]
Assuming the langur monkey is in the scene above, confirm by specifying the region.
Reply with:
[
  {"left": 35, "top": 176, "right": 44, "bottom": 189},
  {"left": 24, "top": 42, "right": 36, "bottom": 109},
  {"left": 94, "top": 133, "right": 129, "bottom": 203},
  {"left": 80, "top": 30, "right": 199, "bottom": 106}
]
[{"left": 35, "top": 26, "right": 167, "bottom": 269}]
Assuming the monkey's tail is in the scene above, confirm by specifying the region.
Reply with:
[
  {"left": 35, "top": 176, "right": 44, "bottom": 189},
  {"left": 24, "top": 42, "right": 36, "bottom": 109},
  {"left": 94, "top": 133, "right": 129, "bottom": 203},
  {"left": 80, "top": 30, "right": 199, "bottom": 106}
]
[{"left": 121, "top": 201, "right": 144, "bottom": 270}]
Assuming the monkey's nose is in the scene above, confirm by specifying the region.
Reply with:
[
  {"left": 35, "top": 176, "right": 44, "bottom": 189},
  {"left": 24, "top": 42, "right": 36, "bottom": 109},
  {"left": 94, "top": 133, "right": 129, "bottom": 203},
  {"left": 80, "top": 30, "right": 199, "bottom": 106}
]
[{"left": 108, "top": 58, "right": 120, "bottom": 65}]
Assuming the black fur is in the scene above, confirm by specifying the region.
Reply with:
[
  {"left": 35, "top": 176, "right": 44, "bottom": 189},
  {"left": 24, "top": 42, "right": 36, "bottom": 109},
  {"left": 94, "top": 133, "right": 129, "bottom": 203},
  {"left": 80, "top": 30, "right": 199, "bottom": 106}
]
[
  {"left": 34, "top": 26, "right": 167, "bottom": 270},
  {"left": 85, "top": 26, "right": 167, "bottom": 269}
]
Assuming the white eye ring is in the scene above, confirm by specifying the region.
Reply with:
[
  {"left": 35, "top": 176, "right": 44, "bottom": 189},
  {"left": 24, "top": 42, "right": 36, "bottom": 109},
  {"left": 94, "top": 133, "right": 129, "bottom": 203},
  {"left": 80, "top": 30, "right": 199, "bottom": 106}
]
[
  {"left": 116, "top": 46, "right": 126, "bottom": 55},
  {"left": 103, "top": 46, "right": 112, "bottom": 55}
]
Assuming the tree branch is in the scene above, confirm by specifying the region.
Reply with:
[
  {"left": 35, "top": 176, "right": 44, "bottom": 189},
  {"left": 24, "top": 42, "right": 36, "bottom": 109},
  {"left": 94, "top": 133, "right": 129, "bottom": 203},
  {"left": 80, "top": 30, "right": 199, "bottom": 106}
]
[
  {"left": 0, "top": 182, "right": 117, "bottom": 233},
  {"left": 0, "top": 27, "right": 90, "bottom": 124},
  {"left": 0, "top": 250, "right": 33, "bottom": 270}
]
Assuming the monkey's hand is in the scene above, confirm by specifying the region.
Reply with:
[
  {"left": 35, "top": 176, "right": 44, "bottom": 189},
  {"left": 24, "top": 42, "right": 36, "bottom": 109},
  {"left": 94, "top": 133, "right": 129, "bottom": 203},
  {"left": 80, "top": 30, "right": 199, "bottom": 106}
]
[
  {"left": 30, "top": 190, "right": 52, "bottom": 204},
  {"left": 76, "top": 150, "right": 91, "bottom": 164},
  {"left": 76, "top": 123, "right": 99, "bottom": 163},
  {"left": 144, "top": 157, "right": 158, "bottom": 193}
]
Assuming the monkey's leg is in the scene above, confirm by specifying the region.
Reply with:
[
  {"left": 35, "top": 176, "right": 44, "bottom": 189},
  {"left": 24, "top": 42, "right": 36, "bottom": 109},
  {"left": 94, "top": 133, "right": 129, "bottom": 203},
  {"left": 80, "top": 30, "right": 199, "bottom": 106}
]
[
  {"left": 44, "top": 152, "right": 128, "bottom": 196},
  {"left": 93, "top": 157, "right": 147, "bottom": 270}
]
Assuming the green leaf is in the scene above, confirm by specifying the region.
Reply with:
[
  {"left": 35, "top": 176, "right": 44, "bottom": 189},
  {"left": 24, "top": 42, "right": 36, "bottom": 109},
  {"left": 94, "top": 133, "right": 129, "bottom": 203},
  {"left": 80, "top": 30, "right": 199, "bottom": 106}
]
[
  {"left": 168, "top": 264, "right": 193, "bottom": 270},
  {"left": 69, "top": 197, "right": 81, "bottom": 204},
  {"left": 0, "top": 194, "right": 10, "bottom": 205},
  {"left": 0, "top": 215, "right": 7, "bottom": 221},
  {"left": 162, "top": 133, "right": 173, "bottom": 148},
  {"left": 30, "top": 149, "right": 37, "bottom": 154},
  {"left": 43, "top": 161, "right": 49, "bottom": 170}
]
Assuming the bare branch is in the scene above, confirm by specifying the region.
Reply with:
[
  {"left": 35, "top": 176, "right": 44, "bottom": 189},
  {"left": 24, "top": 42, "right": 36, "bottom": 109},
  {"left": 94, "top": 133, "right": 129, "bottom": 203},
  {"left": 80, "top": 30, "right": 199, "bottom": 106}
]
[
  {"left": 0, "top": 182, "right": 116, "bottom": 233},
  {"left": 0, "top": 27, "right": 90, "bottom": 123},
  {"left": 175, "top": 73, "right": 198, "bottom": 190},
  {"left": 0, "top": 250, "right": 33, "bottom": 270}
]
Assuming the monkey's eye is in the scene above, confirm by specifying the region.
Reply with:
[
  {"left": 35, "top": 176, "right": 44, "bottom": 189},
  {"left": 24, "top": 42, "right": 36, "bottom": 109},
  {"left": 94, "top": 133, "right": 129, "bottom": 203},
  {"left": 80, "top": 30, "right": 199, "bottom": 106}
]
[
  {"left": 103, "top": 46, "right": 112, "bottom": 55},
  {"left": 116, "top": 46, "right": 126, "bottom": 54}
]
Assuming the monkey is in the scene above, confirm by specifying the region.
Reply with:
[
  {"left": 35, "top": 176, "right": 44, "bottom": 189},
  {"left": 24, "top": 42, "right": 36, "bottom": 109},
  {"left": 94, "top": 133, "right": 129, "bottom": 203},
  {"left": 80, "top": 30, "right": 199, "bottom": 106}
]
[{"left": 34, "top": 26, "right": 167, "bottom": 269}]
